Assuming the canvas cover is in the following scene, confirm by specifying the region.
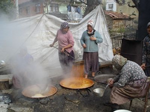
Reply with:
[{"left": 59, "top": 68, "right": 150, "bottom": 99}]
[{"left": 0, "top": 5, "right": 113, "bottom": 74}]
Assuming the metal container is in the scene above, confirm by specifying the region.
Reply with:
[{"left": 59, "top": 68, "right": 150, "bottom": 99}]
[
  {"left": 22, "top": 85, "right": 57, "bottom": 98},
  {"left": 0, "top": 60, "right": 5, "bottom": 68},
  {"left": 94, "top": 74, "right": 116, "bottom": 83},
  {"left": 93, "top": 88, "right": 105, "bottom": 97},
  {"left": 71, "top": 60, "right": 84, "bottom": 77},
  {"left": 114, "top": 109, "right": 132, "bottom": 112}
]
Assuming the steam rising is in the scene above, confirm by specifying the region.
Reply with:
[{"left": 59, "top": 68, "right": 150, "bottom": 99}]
[
  {"left": 0, "top": 12, "right": 79, "bottom": 91},
  {"left": 9, "top": 47, "right": 51, "bottom": 89},
  {"left": 0, "top": 13, "right": 53, "bottom": 90}
]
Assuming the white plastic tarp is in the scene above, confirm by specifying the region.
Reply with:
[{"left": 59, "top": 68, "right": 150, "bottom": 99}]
[{"left": 0, "top": 5, "right": 113, "bottom": 72}]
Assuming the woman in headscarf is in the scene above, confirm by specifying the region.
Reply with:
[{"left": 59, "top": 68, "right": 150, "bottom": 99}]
[
  {"left": 106, "top": 55, "right": 149, "bottom": 110},
  {"left": 80, "top": 20, "right": 103, "bottom": 78},
  {"left": 50, "top": 22, "right": 74, "bottom": 73},
  {"left": 141, "top": 22, "right": 150, "bottom": 76}
]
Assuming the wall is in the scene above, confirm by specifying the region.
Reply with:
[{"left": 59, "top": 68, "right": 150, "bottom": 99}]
[
  {"left": 18, "top": 0, "right": 31, "bottom": 4},
  {"left": 19, "top": 1, "right": 44, "bottom": 18},
  {"left": 105, "top": 0, "right": 117, "bottom": 11},
  {"left": 116, "top": 0, "right": 138, "bottom": 20}
]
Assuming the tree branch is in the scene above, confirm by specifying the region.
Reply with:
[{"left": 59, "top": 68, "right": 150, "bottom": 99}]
[
  {"left": 115, "top": 0, "right": 123, "bottom": 5},
  {"left": 131, "top": 0, "right": 139, "bottom": 10},
  {"left": 128, "top": 2, "right": 136, "bottom": 8},
  {"left": 115, "top": 0, "right": 139, "bottom": 10},
  {"left": 79, "top": 0, "right": 87, "bottom": 5}
]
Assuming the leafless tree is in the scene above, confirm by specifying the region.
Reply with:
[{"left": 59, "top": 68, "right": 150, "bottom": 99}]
[
  {"left": 70, "top": 0, "right": 101, "bottom": 16},
  {"left": 70, "top": 0, "right": 139, "bottom": 16},
  {"left": 116, "top": 0, "right": 139, "bottom": 10}
]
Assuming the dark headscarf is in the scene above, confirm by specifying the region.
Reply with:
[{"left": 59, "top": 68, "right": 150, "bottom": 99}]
[{"left": 61, "top": 22, "right": 69, "bottom": 29}]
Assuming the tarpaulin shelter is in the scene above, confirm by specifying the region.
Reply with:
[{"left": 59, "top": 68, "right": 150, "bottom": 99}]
[{"left": 0, "top": 5, "right": 113, "bottom": 75}]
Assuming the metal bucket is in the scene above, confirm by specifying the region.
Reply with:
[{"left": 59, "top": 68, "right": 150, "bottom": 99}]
[
  {"left": 71, "top": 60, "right": 84, "bottom": 77},
  {"left": 114, "top": 109, "right": 132, "bottom": 112},
  {"left": 93, "top": 88, "right": 105, "bottom": 97}
]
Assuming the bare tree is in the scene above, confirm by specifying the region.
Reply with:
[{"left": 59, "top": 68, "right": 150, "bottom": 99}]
[
  {"left": 116, "top": 0, "right": 139, "bottom": 10},
  {"left": 71, "top": 0, "right": 139, "bottom": 15},
  {"left": 70, "top": 0, "right": 101, "bottom": 16},
  {"left": 70, "top": 0, "right": 150, "bottom": 40}
]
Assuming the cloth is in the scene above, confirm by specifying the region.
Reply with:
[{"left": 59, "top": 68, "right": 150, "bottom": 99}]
[
  {"left": 111, "top": 78, "right": 149, "bottom": 105},
  {"left": 147, "top": 22, "right": 150, "bottom": 27},
  {"left": 114, "top": 60, "right": 147, "bottom": 87},
  {"left": 67, "top": 5, "right": 71, "bottom": 12},
  {"left": 61, "top": 22, "right": 69, "bottom": 29},
  {"left": 112, "top": 55, "right": 127, "bottom": 71},
  {"left": 142, "top": 35, "right": 150, "bottom": 76},
  {"left": 87, "top": 30, "right": 95, "bottom": 36},
  {"left": 87, "top": 20, "right": 94, "bottom": 28},
  {"left": 0, "top": 5, "right": 114, "bottom": 74},
  {"left": 76, "top": 7, "right": 81, "bottom": 14},
  {"left": 142, "top": 35, "right": 150, "bottom": 64},
  {"left": 58, "top": 50, "right": 74, "bottom": 73},
  {"left": 80, "top": 30, "right": 103, "bottom": 52},
  {"left": 144, "top": 67, "right": 150, "bottom": 77},
  {"left": 56, "top": 29, "right": 74, "bottom": 53},
  {"left": 83, "top": 52, "right": 99, "bottom": 75}
]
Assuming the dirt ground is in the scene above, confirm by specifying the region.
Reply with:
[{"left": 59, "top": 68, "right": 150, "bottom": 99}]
[
  {"left": 0, "top": 76, "right": 149, "bottom": 112},
  {"left": 0, "top": 68, "right": 150, "bottom": 112}
]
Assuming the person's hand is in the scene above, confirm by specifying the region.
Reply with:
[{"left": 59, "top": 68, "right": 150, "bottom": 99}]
[
  {"left": 83, "top": 44, "right": 86, "bottom": 48},
  {"left": 141, "top": 63, "right": 146, "bottom": 70},
  {"left": 107, "top": 78, "right": 114, "bottom": 87},
  {"left": 90, "top": 36, "right": 96, "bottom": 41},
  {"left": 61, "top": 47, "right": 65, "bottom": 52},
  {"left": 50, "top": 44, "right": 54, "bottom": 47}
]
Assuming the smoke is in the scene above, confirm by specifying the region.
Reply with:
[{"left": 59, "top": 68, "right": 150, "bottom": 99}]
[
  {"left": 0, "top": 9, "right": 83, "bottom": 95},
  {"left": 9, "top": 48, "right": 51, "bottom": 89},
  {"left": 0, "top": 20, "right": 25, "bottom": 62},
  {"left": 0, "top": 12, "right": 52, "bottom": 93}
]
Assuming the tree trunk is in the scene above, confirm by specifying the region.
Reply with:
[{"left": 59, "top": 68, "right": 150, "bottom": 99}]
[
  {"left": 84, "top": 0, "right": 100, "bottom": 16},
  {"left": 137, "top": 0, "right": 150, "bottom": 40}
]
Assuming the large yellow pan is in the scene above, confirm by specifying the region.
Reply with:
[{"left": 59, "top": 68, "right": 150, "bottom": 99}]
[{"left": 60, "top": 77, "right": 94, "bottom": 89}]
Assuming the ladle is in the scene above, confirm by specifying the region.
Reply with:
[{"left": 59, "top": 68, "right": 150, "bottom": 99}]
[{"left": 104, "top": 84, "right": 109, "bottom": 90}]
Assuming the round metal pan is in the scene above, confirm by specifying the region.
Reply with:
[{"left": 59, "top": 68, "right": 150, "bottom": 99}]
[
  {"left": 60, "top": 77, "right": 94, "bottom": 89},
  {"left": 22, "top": 85, "right": 57, "bottom": 98}
]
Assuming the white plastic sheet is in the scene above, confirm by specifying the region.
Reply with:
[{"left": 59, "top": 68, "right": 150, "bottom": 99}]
[{"left": 0, "top": 5, "right": 113, "bottom": 72}]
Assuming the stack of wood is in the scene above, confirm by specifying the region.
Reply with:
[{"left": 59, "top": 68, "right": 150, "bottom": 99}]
[{"left": 0, "top": 75, "right": 12, "bottom": 90}]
